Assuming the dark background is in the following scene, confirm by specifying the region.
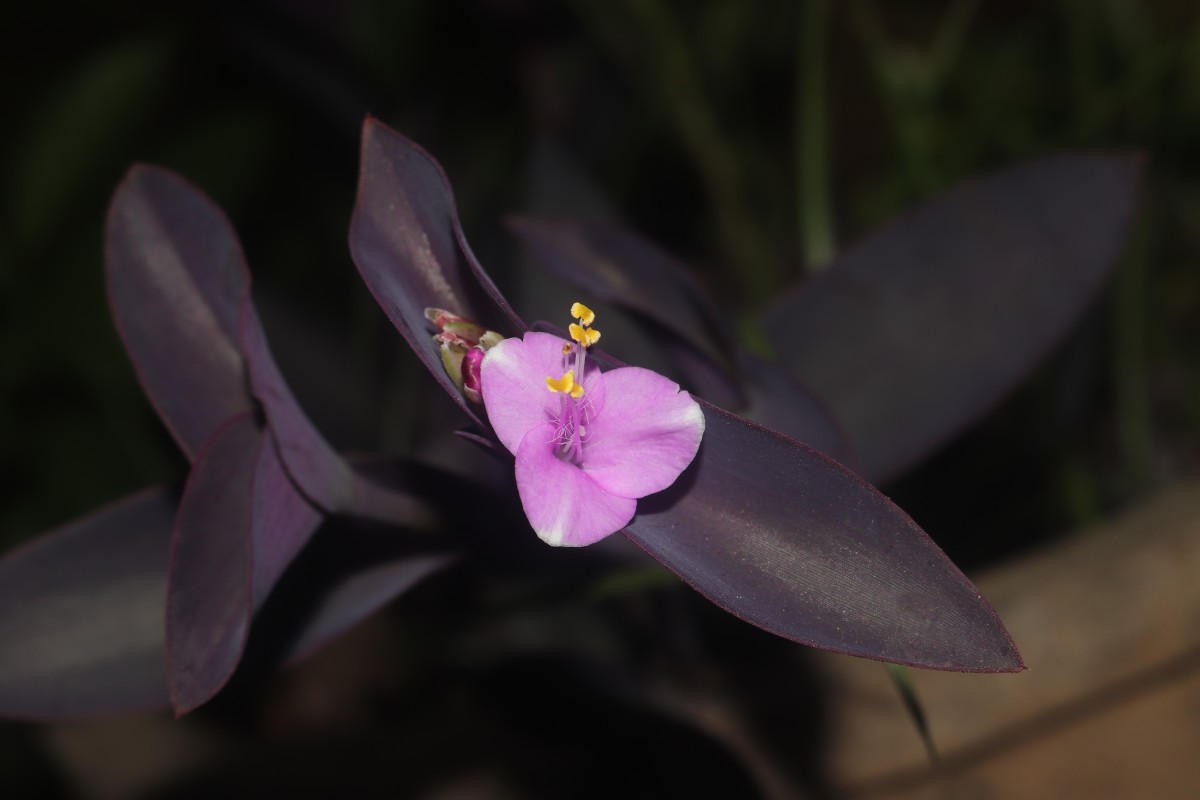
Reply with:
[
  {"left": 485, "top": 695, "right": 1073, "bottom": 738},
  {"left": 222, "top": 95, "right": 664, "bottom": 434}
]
[{"left": 3, "top": 1, "right": 1199, "bottom": 796}]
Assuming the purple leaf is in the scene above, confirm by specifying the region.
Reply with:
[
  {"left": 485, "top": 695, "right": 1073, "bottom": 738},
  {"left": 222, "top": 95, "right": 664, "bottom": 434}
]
[
  {"left": 280, "top": 550, "right": 454, "bottom": 665},
  {"left": 509, "top": 217, "right": 854, "bottom": 459},
  {"left": 109, "top": 160, "right": 429, "bottom": 528},
  {"left": 254, "top": 457, "right": 460, "bottom": 665},
  {"left": 239, "top": 296, "right": 434, "bottom": 528},
  {"left": 166, "top": 413, "right": 322, "bottom": 715},
  {"left": 624, "top": 403, "right": 1022, "bottom": 672},
  {"left": 509, "top": 217, "right": 744, "bottom": 408},
  {"left": 0, "top": 489, "right": 174, "bottom": 719},
  {"left": 738, "top": 352, "right": 855, "bottom": 467},
  {"left": 105, "top": 165, "right": 254, "bottom": 461},
  {"left": 249, "top": 428, "right": 328, "bottom": 612},
  {"left": 766, "top": 155, "right": 1142, "bottom": 484},
  {"left": 0, "top": 480, "right": 451, "bottom": 720},
  {"left": 349, "top": 117, "right": 525, "bottom": 427},
  {"left": 351, "top": 120, "right": 1020, "bottom": 669}
]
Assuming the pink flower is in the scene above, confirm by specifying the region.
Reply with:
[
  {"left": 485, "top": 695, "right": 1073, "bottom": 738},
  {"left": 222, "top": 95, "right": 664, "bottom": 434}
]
[{"left": 481, "top": 304, "right": 705, "bottom": 546}]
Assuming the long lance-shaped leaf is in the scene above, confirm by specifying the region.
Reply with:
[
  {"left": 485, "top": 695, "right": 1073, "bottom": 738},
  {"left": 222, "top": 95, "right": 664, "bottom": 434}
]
[
  {"left": 0, "top": 484, "right": 453, "bottom": 720},
  {"left": 765, "top": 155, "right": 1142, "bottom": 484},
  {"left": 508, "top": 217, "right": 741, "bottom": 395},
  {"left": 509, "top": 217, "right": 853, "bottom": 463},
  {"left": 105, "top": 165, "right": 254, "bottom": 461},
  {"left": 625, "top": 403, "right": 1021, "bottom": 672},
  {"left": 348, "top": 118, "right": 1019, "bottom": 671},
  {"left": 738, "top": 352, "right": 856, "bottom": 466},
  {"left": 349, "top": 117, "right": 526, "bottom": 428},
  {"left": 166, "top": 414, "right": 447, "bottom": 715},
  {"left": 250, "top": 532, "right": 456, "bottom": 667},
  {"left": 249, "top": 455, "right": 460, "bottom": 669},
  {"left": 166, "top": 413, "right": 322, "bottom": 715},
  {"left": 239, "top": 296, "right": 434, "bottom": 528},
  {"left": 0, "top": 489, "right": 174, "bottom": 719},
  {"left": 109, "top": 163, "right": 429, "bottom": 527}
]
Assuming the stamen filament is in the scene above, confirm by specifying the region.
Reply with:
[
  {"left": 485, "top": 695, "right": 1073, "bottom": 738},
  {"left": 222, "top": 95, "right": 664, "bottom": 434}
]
[{"left": 542, "top": 303, "right": 605, "bottom": 463}]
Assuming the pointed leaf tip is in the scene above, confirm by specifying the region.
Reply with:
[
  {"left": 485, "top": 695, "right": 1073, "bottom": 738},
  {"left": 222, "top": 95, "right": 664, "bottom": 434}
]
[
  {"left": 625, "top": 403, "right": 1023, "bottom": 673},
  {"left": 166, "top": 413, "right": 323, "bottom": 715},
  {"left": 768, "top": 154, "right": 1142, "bottom": 484},
  {"left": 351, "top": 117, "right": 525, "bottom": 426},
  {"left": 105, "top": 164, "right": 254, "bottom": 462}
]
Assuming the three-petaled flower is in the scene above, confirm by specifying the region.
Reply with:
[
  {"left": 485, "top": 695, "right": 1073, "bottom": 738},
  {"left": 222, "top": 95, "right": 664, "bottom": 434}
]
[{"left": 481, "top": 303, "right": 705, "bottom": 546}]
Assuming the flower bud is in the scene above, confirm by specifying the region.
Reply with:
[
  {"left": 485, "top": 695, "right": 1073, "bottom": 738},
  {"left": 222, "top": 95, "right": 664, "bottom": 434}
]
[{"left": 426, "top": 308, "right": 503, "bottom": 402}]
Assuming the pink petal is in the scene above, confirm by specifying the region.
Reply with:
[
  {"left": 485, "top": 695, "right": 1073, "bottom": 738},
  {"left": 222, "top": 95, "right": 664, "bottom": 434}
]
[
  {"left": 481, "top": 332, "right": 605, "bottom": 455},
  {"left": 515, "top": 423, "right": 636, "bottom": 546},
  {"left": 580, "top": 367, "right": 704, "bottom": 499}
]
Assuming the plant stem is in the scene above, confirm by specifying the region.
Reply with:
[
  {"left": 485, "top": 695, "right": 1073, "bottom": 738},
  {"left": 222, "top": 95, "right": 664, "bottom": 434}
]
[{"left": 798, "top": 0, "right": 835, "bottom": 272}]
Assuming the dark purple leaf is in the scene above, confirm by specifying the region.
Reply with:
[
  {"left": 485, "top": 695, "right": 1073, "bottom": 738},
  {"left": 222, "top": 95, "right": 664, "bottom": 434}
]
[
  {"left": 105, "top": 165, "right": 253, "bottom": 461},
  {"left": 509, "top": 217, "right": 744, "bottom": 406},
  {"left": 0, "top": 489, "right": 174, "bottom": 719},
  {"left": 249, "top": 427, "right": 327, "bottom": 612},
  {"left": 766, "top": 155, "right": 1142, "bottom": 484},
  {"left": 282, "top": 551, "right": 454, "bottom": 665},
  {"left": 509, "top": 217, "right": 857, "bottom": 459},
  {"left": 239, "top": 298, "right": 434, "bottom": 528},
  {"left": 244, "top": 462, "right": 463, "bottom": 671},
  {"left": 109, "top": 160, "right": 430, "bottom": 528},
  {"left": 625, "top": 403, "right": 1022, "bottom": 672},
  {"left": 349, "top": 117, "right": 525, "bottom": 428},
  {"left": 737, "top": 352, "right": 856, "bottom": 467},
  {"left": 166, "top": 413, "right": 321, "bottom": 715},
  {"left": 352, "top": 121, "right": 1020, "bottom": 670}
]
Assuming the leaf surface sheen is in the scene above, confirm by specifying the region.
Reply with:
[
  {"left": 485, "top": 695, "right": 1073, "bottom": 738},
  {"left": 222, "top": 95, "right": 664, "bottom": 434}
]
[
  {"left": 625, "top": 403, "right": 1022, "bottom": 672},
  {"left": 0, "top": 489, "right": 175, "bottom": 719},
  {"left": 105, "top": 165, "right": 253, "bottom": 461},
  {"left": 350, "top": 118, "right": 525, "bottom": 428},
  {"left": 166, "top": 413, "right": 322, "bottom": 715},
  {"left": 352, "top": 118, "right": 1021, "bottom": 672},
  {"left": 766, "top": 155, "right": 1142, "bottom": 483}
]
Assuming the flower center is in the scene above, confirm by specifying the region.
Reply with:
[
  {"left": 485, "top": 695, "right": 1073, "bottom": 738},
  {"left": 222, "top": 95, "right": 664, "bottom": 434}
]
[{"left": 545, "top": 303, "right": 602, "bottom": 464}]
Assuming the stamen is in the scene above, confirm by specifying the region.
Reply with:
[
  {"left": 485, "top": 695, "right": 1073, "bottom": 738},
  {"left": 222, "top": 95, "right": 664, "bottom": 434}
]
[
  {"left": 571, "top": 302, "right": 595, "bottom": 327},
  {"left": 545, "top": 370, "right": 580, "bottom": 395},
  {"left": 569, "top": 324, "right": 601, "bottom": 347},
  {"left": 546, "top": 303, "right": 603, "bottom": 464}
]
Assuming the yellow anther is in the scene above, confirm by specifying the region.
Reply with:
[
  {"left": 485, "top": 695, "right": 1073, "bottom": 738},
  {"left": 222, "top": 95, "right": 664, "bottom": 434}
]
[
  {"left": 569, "top": 323, "right": 601, "bottom": 348},
  {"left": 546, "top": 370, "right": 584, "bottom": 397},
  {"left": 570, "top": 302, "right": 595, "bottom": 327},
  {"left": 562, "top": 343, "right": 573, "bottom": 356}
]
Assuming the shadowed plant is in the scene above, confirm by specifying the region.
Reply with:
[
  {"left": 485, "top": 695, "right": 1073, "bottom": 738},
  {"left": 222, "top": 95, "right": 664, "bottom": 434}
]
[{"left": 0, "top": 114, "right": 1141, "bottom": 723}]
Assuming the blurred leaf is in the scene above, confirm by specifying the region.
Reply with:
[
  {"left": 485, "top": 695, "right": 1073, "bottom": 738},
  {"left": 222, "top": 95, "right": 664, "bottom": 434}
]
[
  {"left": 509, "top": 217, "right": 743, "bottom": 405},
  {"left": 0, "top": 469, "right": 452, "bottom": 719},
  {"left": 105, "top": 165, "right": 254, "bottom": 461},
  {"left": 240, "top": 289, "right": 434, "bottom": 527},
  {"left": 13, "top": 38, "right": 171, "bottom": 246},
  {"left": 166, "top": 413, "right": 320, "bottom": 714},
  {"left": 109, "top": 162, "right": 430, "bottom": 526},
  {"left": 737, "top": 351, "right": 855, "bottom": 466},
  {"left": 0, "top": 488, "right": 174, "bottom": 719},
  {"left": 509, "top": 216, "right": 854, "bottom": 460},
  {"left": 270, "top": 539, "right": 455, "bottom": 667},
  {"left": 766, "top": 154, "right": 1142, "bottom": 483}
]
